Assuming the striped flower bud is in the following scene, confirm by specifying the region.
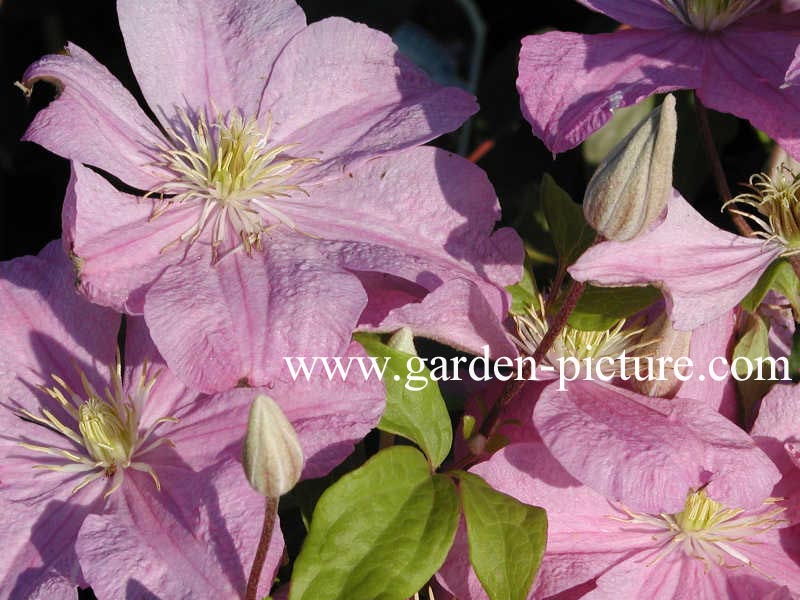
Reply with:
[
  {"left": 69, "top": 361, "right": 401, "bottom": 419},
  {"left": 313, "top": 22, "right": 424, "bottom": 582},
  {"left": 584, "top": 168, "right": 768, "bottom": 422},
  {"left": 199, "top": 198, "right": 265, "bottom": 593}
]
[
  {"left": 583, "top": 94, "right": 677, "bottom": 241},
  {"left": 242, "top": 395, "right": 304, "bottom": 498}
]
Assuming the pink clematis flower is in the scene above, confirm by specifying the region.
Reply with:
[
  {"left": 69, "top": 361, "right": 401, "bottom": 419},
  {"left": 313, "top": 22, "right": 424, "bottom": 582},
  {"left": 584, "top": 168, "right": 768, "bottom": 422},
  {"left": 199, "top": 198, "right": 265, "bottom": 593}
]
[
  {"left": 0, "top": 242, "right": 384, "bottom": 598},
  {"left": 21, "top": 0, "right": 522, "bottom": 384},
  {"left": 569, "top": 190, "right": 783, "bottom": 330},
  {"left": 752, "top": 382, "right": 800, "bottom": 526},
  {"left": 439, "top": 440, "right": 800, "bottom": 599},
  {"left": 517, "top": 0, "right": 800, "bottom": 155}
]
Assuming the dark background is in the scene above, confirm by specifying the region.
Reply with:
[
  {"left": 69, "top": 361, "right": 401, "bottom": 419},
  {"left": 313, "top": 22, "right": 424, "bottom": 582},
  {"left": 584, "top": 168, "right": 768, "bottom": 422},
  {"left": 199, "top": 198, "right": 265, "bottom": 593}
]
[{"left": 0, "top": 0, "right": 765, "bottom": 260}]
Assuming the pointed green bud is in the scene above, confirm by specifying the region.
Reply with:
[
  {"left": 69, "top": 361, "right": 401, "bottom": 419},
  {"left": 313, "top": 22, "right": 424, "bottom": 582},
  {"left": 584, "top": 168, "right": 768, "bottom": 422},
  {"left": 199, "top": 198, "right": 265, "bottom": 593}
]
[
  {"left": 242, "top": 395, "right": 304, "bottom": 498},
  {"left": 583, "top": 94, "right": 677, "bottom": 241}
]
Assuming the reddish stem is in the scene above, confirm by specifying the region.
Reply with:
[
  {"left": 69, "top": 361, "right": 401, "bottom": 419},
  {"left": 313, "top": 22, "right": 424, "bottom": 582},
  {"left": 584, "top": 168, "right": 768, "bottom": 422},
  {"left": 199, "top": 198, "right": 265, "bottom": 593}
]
[{"left": 245, "top": 496, "right": 279, "bottom": 600}]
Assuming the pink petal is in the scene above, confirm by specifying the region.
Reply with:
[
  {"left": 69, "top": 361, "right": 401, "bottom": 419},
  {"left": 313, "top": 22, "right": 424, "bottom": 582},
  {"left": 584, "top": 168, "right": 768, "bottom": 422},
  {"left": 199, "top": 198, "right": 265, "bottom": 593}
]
[
  {"left": 22, "top": 43, "right": 164, "bottom": 190},
  {"left": 63, "top": 162, "right": 196, "bottom": 314},
  {"left": 0, "top": 241, "right": 119, "bottom": 414},
  {"left": 534, "top": 380, "right": 780, "bottom": 513},
  {"left": 256, "top": 341, "right": 385, "bottom": 479},
  {"left": 569, "top": 191, "right": 782, "bottom": 331},
  {"left": 0, "top": 487, "right": 104, "bottom": 598},
  {"left": 702, "top": 14, "right": 800, "bottom": 161},
  {"left": 144, "top": 234, "right": 367, "bottom": 393},
  {"left": 678, "top": 310, "right": 738, "bottom": 419},
  {"left": 361, "top": 278, "right": 517, "bottom": 358},
  {"left": 76, "top": 465, "right": 281, "bottom": 599},
  {"left": 259, "top": 18, "right": 476, "bottom": 173},
  {"left": 575, "top": 0, "right": 683, "bottom": 29},
  {"left": 296, "top": 147, "right": 523, "bottom": 293},
  {"left": 752, "top": 382, "right": 800, "bottom": 473},
  {"left": 438, "top": 443, "right": 649, "bottom": 599},
  {"left": 517, "top": 29, "right": 703, "bottom": 153},
  {"left": 117, "top": 0, "right": 305, "bottom": 122}
]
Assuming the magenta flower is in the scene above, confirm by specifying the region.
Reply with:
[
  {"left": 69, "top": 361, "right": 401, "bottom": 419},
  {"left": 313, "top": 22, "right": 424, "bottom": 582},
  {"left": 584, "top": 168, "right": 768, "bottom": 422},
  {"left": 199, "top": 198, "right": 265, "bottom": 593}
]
[
  {"left": 517, "top": 0, "right": 800, "bottom": 154},
  {"left": 569, "top": 190, "right": 783, "bottom": 330},
  {"left": 0, "top": 242, "right": 384, "bottom": 597},
  {"left": 21, "top": 0, "right": 522, "bottom": 379},
  {"left": 439, "top": 440, "right": 800, "bottom": 599}
]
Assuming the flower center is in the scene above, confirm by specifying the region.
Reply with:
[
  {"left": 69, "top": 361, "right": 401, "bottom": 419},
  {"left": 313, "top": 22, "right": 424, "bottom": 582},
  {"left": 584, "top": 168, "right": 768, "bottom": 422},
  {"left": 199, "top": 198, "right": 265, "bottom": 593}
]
[
  {"left": 615, "top": 489, "right": 786, "bottom": 569},
  {"left": 16, "top": 354, "right": 177, "bottom": 498},
  {"left": 725, "top": 165, "right": 800, "bottom": 255},
  {"left": 512, "top": 295, "right": 656, "bottom": 375},
  {"left": 148, "top": 108, "right": 317, "bottom": 262},
  {"left": 662, "top": 0, "right": 767, "bottom": 30}
]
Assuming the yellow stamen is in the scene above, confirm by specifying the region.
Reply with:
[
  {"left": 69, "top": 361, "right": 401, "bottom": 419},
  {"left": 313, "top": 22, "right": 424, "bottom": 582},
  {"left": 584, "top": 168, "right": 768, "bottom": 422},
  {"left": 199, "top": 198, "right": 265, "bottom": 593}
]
[{"left": 147, "top": 107, "right": 318, "bottom": 262}]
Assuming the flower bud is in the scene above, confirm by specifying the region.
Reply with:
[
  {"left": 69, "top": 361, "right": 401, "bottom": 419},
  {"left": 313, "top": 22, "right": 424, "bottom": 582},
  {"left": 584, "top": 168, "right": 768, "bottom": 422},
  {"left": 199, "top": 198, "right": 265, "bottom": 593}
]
[
  {"left": 630, "top": 312, "right": 691, "bottom": 398},
  {"left": 242, "top": 395, "right": 304, "bottom": 498},
  {"left": 387, "top": 327, "right": 417, "bottom": 355},
  {"left": 583, "top": 94, "right": 677, "bottom": 241}
]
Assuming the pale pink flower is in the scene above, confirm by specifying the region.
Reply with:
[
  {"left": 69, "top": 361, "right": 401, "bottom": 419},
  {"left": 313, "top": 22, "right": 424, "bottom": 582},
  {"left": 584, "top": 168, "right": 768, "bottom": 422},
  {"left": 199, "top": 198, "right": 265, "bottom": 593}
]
[
  {"left": 0, "top": 242, "right": 384, "bottom": 598},
  {"left": 517, "top": 0, "right": 800, "bottom": 155},
  {"left": 21, "top": 0, "right": 522, "bottom": 382},
  {"left": 439, "top": 439, "right": 800, "bottom": 599}
]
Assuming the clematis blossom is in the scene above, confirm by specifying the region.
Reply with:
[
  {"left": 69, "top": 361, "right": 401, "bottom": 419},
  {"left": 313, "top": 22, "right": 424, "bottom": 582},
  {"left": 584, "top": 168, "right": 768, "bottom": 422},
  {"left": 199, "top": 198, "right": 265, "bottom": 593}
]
[
  {"left": 569, "top": 190, "right": 783, "bottom": 330},
  {"left": 0, "top": 242, "right": 384, "bottom": 598},
  {"left": 517, "top": 0, "right": 800, "bottom": 155},
  {"left": 438, "top": 441, "right": 800, "bottom": 599},
  {"left": 21, "top": 0, "right": 523, "bottom": 388}
]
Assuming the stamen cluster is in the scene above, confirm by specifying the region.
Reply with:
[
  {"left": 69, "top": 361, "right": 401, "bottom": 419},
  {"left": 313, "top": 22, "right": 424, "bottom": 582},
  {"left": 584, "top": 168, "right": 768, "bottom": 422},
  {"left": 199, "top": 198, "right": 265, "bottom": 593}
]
[
  {"left": 662, "top": 0, "right": 766, "bottom": 30},
  {"left": 726, "top": 165, "right": 800, "bottom": 255},
  {"left": 16, "top": 356, "right": 177, "bottom": 498},
  {"left": 616, "top": 490, "right": 786, "bottom": 570},
  {"left": 148, "top": 108, "right": 317, "bottom": 262},
  {"left": 513, "top": 295, "right": 656, "bottom": 376}
]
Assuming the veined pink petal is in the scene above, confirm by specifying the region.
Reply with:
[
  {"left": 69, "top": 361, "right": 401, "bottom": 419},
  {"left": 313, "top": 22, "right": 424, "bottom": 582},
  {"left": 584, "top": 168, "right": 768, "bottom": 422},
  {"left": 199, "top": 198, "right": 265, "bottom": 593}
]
[
  {"left": 752, "top": 383, "right": 800, "bottom": 474},
  {"left": 679, "top": 310, "right": 738, "bottom": 419},
  {"left": 144, "top": 234, "right": 367, "bottom": 393},
  {"left": 702, "top": 13, "right": 800, "bottom": 160},
  {"left": 575, "top": 0, "right": 684, "bottom": 29},
  {"left": 0, "top": 241, "right": 119, "bottom": 410},
  {"left": 76, "top": 465, "right": 280, "bottom": 600},
  {"left": 0, "top": 487, "right": 104, "bottom": 599},
  {"left": 21, "top": 43, "right": 164, "bottom": 190},
  {"left": 63, "top": 162, "right": 196, "bottom": 314},
  {"left": 534, "top": 380, "right": 780, "bottom": 513},
  {"left": 360, "top": 278, "right": 517, "bottom": 358},
  {"left": 294, "top": 147, "right": 523, "bottom": 291},
  {"left": 259, "top": 17, "right": 476, "bottom": 174},
  {"left": 117, "top": 0, "right": 305, "bottom": 122},
  {"left": 569, "top": 192, "right": 782, "bottom": 331},
  {"left": 517, "top": 29, "right": 703, "bottom": 154}
]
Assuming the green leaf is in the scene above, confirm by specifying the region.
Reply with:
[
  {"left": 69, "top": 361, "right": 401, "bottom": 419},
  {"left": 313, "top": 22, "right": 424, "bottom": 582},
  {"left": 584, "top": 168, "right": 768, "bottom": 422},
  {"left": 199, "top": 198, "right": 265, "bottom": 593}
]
[
  {"left": 582, "top": 97, "right": 656, "bottom": 165},
  {"left": 740, "top": 259, "right": 800, "bottom": 316},
  {"left": 354, "top": 332, "right": 452, "bottom": 468},
  {"left": 732, "top": 313, "right": 773, "bottom": 416},
  {"left": 789, "top": 327, "right": 800, "bottom": 382},
  {"left": 507, "top": 268, "right": 540, "bottom": 316},
  {"left": 290, "top": 447, "right": 461, "bottom": 600},
  {"left": 567, "top": 285, "right": 662, "bottom": 331},
  {"left": 540, "top": 174, "right": 596, "bottom": 266},
  {"left": 458, "top": 472, "right": 547, "bottom": 600}
]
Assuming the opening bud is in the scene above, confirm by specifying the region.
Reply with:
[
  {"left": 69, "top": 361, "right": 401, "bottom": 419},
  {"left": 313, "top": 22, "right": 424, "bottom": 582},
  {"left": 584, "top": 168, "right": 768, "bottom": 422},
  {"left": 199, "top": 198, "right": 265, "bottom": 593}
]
[
  {"left": 583, "top": 94, "right": 677, "bottom": 241},
  {"left": 630, "top": 312, "right": 691, "bottom": 398},
  {"left": 242, "top": 395, "right": 304, "bottom": 499}
]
